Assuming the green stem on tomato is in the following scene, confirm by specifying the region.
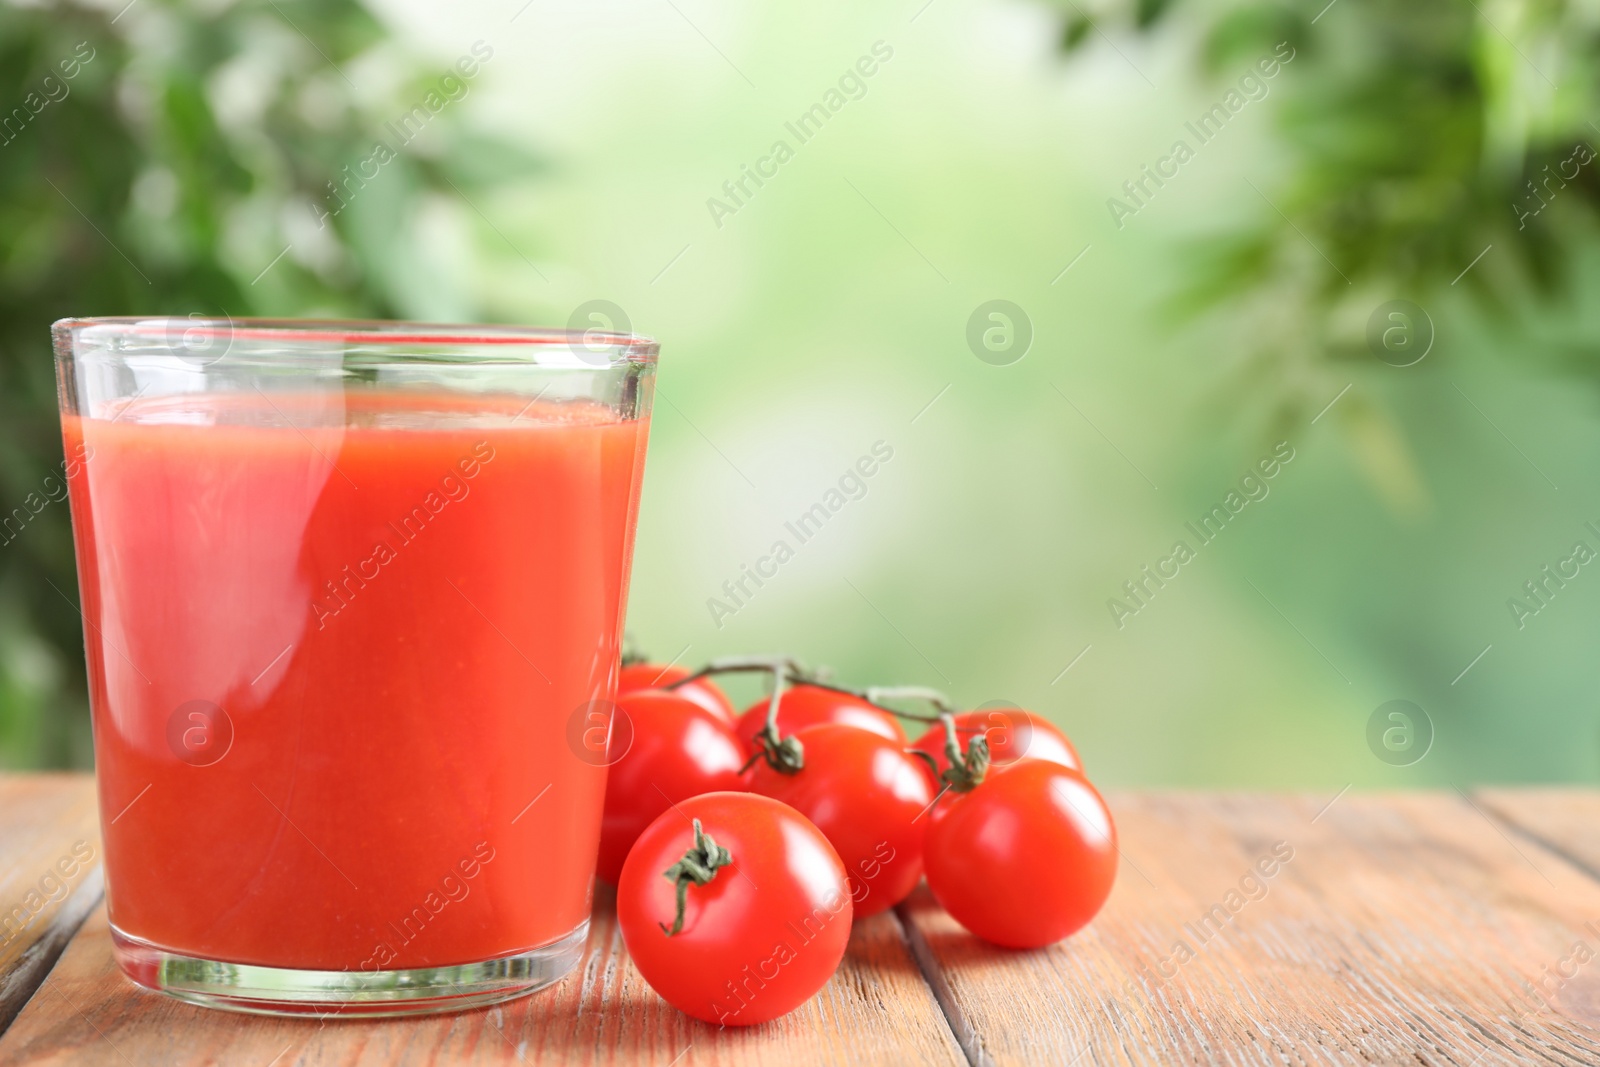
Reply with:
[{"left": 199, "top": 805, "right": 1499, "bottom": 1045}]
[
  {"left": 662, "top": 658, "right": 952, "bottom": 725},
  {"left": 669, "top": 655, "right": 808, "bottom": 774},
  {"left": 938, "top": 712, "right": 989, "bottom": 793},
  {"left": 658, "top": 818, "right": 732, "bottom": 937},
  {"left": 755, "top": 659, "right": 805, "bottom": 775},
  {"left": 864, "top": 685, "right": 958, "bottom": 723},
  {"left": 663, "top": 658, "right": 975, "bottom": 771},
  {"left": 771, "top": 674, "right": 952, "bottom": 725},
  {"left": 662, "top": 654, "right": 805, "bottom": 691},
  {"left": 905, "top": 746, "right": 941, "bottom": 778}
]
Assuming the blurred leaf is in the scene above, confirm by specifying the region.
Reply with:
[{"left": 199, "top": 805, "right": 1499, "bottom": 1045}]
[
  {"left": 1134, "top": 0, "right": 1177, "bottom": 29},
  {"left": 1053, "top": 0, "right": 1600, "bottom": 500},
  {"left": 0, "top": 0, "right": 539, "bottom": 768},
  {"left": 1062, "top": 14, "right": 1092, "bottom": 51},
  {"left": 1199, "top": 6, "right": 1305, "bottom": 73}
]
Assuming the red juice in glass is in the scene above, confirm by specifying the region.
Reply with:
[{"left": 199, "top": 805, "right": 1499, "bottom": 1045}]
[{"left": 53, "top": 320, "right": 656, "bottom": 1016}]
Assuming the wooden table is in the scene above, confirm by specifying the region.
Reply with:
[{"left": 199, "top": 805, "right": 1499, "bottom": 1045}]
[{"left": 3, "top": 776, "right": 1600, "bottom": 1065}]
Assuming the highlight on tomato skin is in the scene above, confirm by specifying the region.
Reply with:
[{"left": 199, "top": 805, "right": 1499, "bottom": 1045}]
[
  {"left": 595, "top": 690, "right": 746, "bottom": 884},
  {"left": 618, "top": 662, "right": 737, "bottom": 724},
  {"left": 910, "top": 708, "right": 1081, "bottom": 783},
  {"left": 923, "top": 761, "right": 1117, "bottom": 950},
  {"left": 747, "top": 723, "right": 935, "bottom": 919},
  {"left": 734, "top": 683, "right": 906, "bottom": 754},
  {"left": 616, "top": 792, "right": 853, "bottom": 1027}
]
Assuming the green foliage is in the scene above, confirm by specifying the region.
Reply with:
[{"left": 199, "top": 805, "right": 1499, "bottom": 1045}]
[
  {"left": 1057, "top": 0, "right": 1600, "bottom": 509},
  {"left": 0, "top": 0, "right": 533, "bottom": 767}
]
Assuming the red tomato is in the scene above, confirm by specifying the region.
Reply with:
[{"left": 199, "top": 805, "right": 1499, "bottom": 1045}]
[
  {"left": 735, "top": 684, "right": 905, "bottom": 754},
  {"left": 619, "top": 662, "right": 736, "bottom": 724},
  {"left": 924, "top": 761, "right": 1116, "bottom": 949},
  {"left": 747, "top": 724, "right": 934, "bottom": 918},
  {"left": 911, "top": 708, "right": 1080, "bottom": 781},
  {"left": 595, "top": 690, "right": 746, "bottom": 884},
  {"left": 618, "top": 792, "right": 852, "bottom": 1026}
]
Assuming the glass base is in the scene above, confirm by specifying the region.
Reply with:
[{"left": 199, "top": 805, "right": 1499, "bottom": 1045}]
[{"left": 109, "top": 921, "right": 589, "bottom": 1018}]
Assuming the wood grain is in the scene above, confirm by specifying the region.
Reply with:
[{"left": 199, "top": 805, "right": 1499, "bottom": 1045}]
[
  {"left": 1475, "top": 788, "right": 1600, "bottom": 880},
  {"left": 0, "top": 888, "right": 965, "bottom": 1066},
  {"left": 0, "top": 775, "right": 102, "bottom": 1033},
  {"left": 13, "top": 785, "right": 1600, "bottom": 1065},
  {"left": 899, "top": 791, "right": 1600, "bottom": 1067}
]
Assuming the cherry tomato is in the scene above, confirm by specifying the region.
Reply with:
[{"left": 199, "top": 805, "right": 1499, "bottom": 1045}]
[
  {"left": 911, "top": 708, "right": 1081, "bottom": 782},
  {"left": 619, "top": 662, "right": 736, "bottom": 724},
  {"left": 735, "top": 684, "right": 905, "bottom": 754},
  {"left": 924, "top": 761, "right": 1116, "bottom": 949},
  {"left": 618, "top": 792, "right": 852, "bottom": 1026},
  {"left": 595, "top": 690, "right": 746, "bottom": 884},
  {"left": 747, "top": 724, "right": 934, "bottom": 918}
]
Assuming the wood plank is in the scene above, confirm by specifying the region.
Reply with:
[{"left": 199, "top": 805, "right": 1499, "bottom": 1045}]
[
  {"left": 899, "top": 791, "right": 1600, "bottom": 1066},
  {"left": 0, "top": 887, "right": 965, "bottom": 1066},
  {"left": 1475, "top": 788, "right": 1600, "bottom": 881},
  {"left": 0, "top": 775, "right": 102, "bottom": 1033}
]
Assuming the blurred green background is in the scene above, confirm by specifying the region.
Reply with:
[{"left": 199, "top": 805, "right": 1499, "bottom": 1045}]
[{"left": 5, "top": 0, "right": 1600, "bottom": 788}]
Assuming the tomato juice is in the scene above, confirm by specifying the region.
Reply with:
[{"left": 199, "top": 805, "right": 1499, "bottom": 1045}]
[{"left": 64, "top": 390, "right": 648, "bottom": 974}]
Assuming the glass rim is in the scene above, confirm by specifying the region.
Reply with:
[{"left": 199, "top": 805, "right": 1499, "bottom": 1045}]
[{"left": 52, "top": 316, "right": 659, "bottom": 367}]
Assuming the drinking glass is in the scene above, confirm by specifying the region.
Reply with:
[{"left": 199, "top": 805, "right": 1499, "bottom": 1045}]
[{"left": 51, "top": 317, "right": 656, "bottom": 1016}]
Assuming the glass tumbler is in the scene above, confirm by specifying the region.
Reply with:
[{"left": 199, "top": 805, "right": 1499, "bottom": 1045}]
[{"left": 51, "top": 318, "right": 656, "bottom": 1016}]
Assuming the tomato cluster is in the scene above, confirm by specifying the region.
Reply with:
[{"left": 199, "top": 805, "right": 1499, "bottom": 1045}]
[{"left": 599, "top": 655, "right": 1117, "bottom": 1027}]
